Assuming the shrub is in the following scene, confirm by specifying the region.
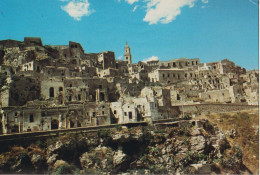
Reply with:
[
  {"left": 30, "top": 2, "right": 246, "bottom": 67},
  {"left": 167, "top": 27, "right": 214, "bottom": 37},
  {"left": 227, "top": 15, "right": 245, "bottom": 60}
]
[
  {"left": 183, "top": 115, "right": 191, "bottom": 120},
  {"left": 52, "top": 164, "right": 79, "bottom": 175},
  {"left": 18, "top": 151, "right": 28, "bottom": 161},
  {"left": 183, "top": 151, "right": 207, "bottom": 166},
  {"left": 220, "top": 145, "right": 243, "bottom": 173}
]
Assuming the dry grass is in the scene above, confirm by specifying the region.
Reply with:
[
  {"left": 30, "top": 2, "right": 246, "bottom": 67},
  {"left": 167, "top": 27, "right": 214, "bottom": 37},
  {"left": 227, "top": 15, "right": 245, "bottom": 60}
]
[{"left": 197, "top": 109, "right": 259, "bottom": 174}]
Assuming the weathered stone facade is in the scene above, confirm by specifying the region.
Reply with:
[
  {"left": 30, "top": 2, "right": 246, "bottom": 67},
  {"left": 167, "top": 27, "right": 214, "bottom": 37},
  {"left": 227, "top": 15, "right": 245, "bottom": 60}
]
[{"left": 0, "top": 37, "right": 258, "bottom": 134}]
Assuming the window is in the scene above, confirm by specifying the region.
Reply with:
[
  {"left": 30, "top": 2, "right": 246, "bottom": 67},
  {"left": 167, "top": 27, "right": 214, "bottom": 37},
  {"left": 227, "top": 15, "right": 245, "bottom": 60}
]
[
  {"left": 93, "top": 112, "right": 96, "bottom": 117},
  {"left": 29, "top": 114, "right": 34, "bottom": 122},
  {"left": 70, "top": 84, "right": 72, "bottom": 87},
  {"left": 177, "top": 94, "right": 180, "bottom": 100},
  {"left": 78, "top": 94, "right": 81, "bottom": 101},
  {"left": 128, "top": 112, "right": 132, "bottom": 119},
  {"left": 102, "top": 111, "right": 105, "bottom": 115},
  {"left": 173, "top": 62, "right": 176, "bottom": 67},
  {"left": 59, "top": 87, "right": 63, "bottom": 91},
  {"left": 37, "top": 66, "right": 40, "bottom": 72},
  {"left": 124, "top": 112, "right": 127, "bottom": 116},
  {"left": 49, "top": 87, "right": 54, "bottom": 98},
  {"left": 114, "top": 110, "right": 117, "bottom": 114},
  {"left": 100, "top": 93, "right": 105, "bottom": 101},
  {"left": 99, "top": 85, "right": 102, "bottom": 89},
  {"left": 68, "top": 96, "right": 72, "bottom": 101}
]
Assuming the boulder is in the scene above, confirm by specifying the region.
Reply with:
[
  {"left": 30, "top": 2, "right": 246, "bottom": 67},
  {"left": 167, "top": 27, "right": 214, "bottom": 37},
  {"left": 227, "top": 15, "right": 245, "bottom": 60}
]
[
  {"left": 113, "top": 149, "right": 128, "bottom": 167},
  {"left": 47, "top": 154, "right": 58, "bottom": 166},
  {"left": 190, "top": 136, "right": 206, "bottom": 152},
  {"left": 191, "top": 128, "right": 201, "bottom": 136},
  {"left": 30, "top": 154, "right": 46, "bottom": 172},
  {"left": 53, "top": 160, "right": 68, "bottom": 170}
]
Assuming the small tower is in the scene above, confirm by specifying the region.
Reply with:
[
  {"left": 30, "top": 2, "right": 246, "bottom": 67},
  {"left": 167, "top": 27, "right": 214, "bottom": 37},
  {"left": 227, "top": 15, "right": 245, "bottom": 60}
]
[{"left": 124, "top": 42, "right": 132, "bottom": 64}]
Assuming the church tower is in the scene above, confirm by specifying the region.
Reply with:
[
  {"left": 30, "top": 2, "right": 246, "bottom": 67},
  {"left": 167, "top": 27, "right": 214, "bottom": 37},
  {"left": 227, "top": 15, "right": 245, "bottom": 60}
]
[{"left": 124, "top": 42, "right": 132, "bottom": 64}]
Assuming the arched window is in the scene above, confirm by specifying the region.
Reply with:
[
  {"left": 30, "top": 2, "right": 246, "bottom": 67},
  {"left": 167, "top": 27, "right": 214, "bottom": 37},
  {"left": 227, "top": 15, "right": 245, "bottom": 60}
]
[
  {"left": 49, "top": 87, "right": 54, "bottom": 98},
  {"left": 59, "top": 87, "right": 63, "bottom": 91}
]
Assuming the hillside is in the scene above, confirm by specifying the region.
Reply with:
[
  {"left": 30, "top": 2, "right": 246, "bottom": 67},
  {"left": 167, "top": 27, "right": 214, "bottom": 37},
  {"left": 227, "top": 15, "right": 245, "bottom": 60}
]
[
  {"left": 198, "top": 109, "right": 259, "bottom": 174},
  {"left": 0, "top": 118, "right": 254, "bottom": 174}
]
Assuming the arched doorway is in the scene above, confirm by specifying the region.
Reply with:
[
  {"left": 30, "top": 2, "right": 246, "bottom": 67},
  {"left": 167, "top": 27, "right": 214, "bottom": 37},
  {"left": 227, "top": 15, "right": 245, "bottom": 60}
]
[
  {"left": 51, "top": 119, "right": 59, "bottom": 130},
  {"left": 70, "top": 120, "right": 74, "bottom": 128},
  {"left": 58, "top": 95, "right": 63, "bottom": 104}
]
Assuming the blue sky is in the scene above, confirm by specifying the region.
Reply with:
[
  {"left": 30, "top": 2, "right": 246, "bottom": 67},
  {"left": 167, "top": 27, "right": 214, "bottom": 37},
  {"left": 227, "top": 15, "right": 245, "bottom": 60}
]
[{"left": 0, "top": 0, "right": 258, "bottom": 70}]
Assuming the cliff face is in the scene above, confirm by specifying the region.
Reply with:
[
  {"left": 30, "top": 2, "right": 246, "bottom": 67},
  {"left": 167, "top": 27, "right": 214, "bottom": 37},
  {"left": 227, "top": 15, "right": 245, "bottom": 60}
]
[{"left": 0, "top": 119, "right": 251, "bottom": 174}]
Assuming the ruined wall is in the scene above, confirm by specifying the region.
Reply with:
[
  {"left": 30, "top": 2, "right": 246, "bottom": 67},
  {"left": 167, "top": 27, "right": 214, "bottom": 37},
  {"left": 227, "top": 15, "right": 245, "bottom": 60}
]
[
  {"left": 178, "top": 104, "right": 258, "bottom": 115},
  {"left": 9, "top": 76, "right": 40, "bottom": 106},
  {"left": 199, "top": 88, "right": 235, "bottom": 103},
  {"left": 41, "top": 78, "right": 64, "bottom": 100}
]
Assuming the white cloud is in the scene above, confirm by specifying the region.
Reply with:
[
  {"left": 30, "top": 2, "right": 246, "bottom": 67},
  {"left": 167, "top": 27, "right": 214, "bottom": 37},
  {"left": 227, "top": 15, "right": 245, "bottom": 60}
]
[
  {"left": 201, "top": 0, "right": 208, "bottom": 4},
  {"left": 142, "top": 56, "right": 159, "bottom": 63},
  {"left": 201, "top": 5, "right": 205, "bottom": 8},
  {"left": 133, "top": 5, "right": 138, "bottom": 12},
  {"left": 249, "top": 0, "right": 258, "bottom": 6},
  {"left": 117, "top": 56, "right": 123, "bottom": 60},
  {"left": 125, "top": 0, "right": 139, "bottom": 5},
  {"left": 143, "top": 0, "right": 196, "bottom": 25},
  {"left": 61, "top": 0, "right": 94, "bottom": 21}
]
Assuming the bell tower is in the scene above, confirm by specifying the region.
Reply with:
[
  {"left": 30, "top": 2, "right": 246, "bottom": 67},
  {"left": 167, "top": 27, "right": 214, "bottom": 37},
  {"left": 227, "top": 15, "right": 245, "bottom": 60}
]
[{"left": 124, "top": 42, "right": 132, "bottom": 64}]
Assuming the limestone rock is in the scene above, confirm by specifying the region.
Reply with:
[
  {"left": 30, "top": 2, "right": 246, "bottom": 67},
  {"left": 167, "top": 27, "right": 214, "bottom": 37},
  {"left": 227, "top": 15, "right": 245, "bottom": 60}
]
[
  {"left": 113, "top": 149, "right": 128, "bottom": 167},
  {"left": 53, "top": 160, "right": 68, "bottom": 169},
  {"left": 191, "top": 128, "right": 201, "bottom": 136},
  {"left": 30, "top": 154, "right": 46, "bottom": 172},
  {"left": 190, "top": 135, "right": 206, "bottom": 152},
  {"left": 47, "top": 154, "right": 58, "bottom": 166},
  {"left": 112, "top": 132, "right": 130, "bottom": 141}
]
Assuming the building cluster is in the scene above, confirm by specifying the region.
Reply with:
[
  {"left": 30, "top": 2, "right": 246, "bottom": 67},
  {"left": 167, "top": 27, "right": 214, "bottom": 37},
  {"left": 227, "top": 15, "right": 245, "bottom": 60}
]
[{"left": 0, "top": 37, "right": 258, "bottom": 134}]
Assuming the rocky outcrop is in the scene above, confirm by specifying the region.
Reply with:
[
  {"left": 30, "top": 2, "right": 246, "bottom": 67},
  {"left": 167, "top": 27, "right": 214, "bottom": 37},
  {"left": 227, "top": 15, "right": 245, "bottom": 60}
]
[{"left": 0, "top": 119, "right": 247, "bottom": 174}]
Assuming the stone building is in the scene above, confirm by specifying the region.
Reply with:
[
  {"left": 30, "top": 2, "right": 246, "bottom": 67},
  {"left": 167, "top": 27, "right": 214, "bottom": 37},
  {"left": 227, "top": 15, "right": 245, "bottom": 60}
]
[{"left": 0, "top": 37, "right": 258, "bottom": 134}]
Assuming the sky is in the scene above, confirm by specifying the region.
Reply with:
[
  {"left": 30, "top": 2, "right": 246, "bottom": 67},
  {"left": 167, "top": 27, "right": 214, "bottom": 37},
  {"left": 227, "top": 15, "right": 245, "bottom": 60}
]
[{"left": 0, "top": 0, "right": 258, "bottom": 70}]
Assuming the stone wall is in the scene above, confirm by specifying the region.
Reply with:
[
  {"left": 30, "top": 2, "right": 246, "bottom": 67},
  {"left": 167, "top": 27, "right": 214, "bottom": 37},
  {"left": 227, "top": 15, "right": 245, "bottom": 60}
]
[{"left": 177, "top": 104, "right": 259, "bottom": 115}]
